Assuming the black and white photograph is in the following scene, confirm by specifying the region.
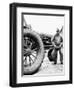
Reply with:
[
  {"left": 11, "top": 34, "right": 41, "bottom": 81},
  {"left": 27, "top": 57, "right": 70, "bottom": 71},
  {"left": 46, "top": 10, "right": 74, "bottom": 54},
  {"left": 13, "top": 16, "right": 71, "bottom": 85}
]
[
  {"left": 10, "top": 3, "right": 72, "bottom": 87},
  {"left": 22, "top": 13, "right": 64, "bottom": 76}
]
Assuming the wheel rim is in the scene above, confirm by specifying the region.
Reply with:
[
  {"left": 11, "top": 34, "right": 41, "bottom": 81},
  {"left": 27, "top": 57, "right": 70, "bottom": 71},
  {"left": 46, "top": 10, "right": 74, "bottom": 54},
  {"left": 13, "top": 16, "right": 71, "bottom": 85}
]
[{"left": 23, "top": 34, "right": 40, "bottom": 67}]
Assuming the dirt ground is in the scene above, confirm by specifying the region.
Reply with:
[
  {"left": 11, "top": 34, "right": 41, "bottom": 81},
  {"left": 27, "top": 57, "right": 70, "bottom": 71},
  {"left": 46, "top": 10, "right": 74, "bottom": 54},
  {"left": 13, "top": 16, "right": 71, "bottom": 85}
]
[{"left": 33, "top": 51, "right": 64, "bottom": 76}]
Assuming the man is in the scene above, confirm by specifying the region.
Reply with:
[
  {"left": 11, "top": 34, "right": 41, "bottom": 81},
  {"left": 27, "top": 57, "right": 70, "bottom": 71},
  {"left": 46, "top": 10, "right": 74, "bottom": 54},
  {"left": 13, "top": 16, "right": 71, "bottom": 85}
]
[{"left": 51, "top": 28, "right": 63, "bottom": 64}]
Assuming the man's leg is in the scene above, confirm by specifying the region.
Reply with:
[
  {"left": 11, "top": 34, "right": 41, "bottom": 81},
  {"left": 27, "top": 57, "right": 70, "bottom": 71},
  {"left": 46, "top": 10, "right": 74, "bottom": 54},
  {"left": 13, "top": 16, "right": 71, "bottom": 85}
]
[
  {"left": 59, "top": 48, "right": 63, "bottom": 64},
  {"left": 54, "top": 51, "right": 57, "bottom": 64}
]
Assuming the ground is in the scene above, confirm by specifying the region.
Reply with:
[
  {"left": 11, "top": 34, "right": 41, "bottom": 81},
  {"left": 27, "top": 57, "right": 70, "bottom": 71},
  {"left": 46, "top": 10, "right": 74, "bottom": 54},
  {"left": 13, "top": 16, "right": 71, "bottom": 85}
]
[{"left": 33, "top": 50, "right": 64, "bottom": 76}]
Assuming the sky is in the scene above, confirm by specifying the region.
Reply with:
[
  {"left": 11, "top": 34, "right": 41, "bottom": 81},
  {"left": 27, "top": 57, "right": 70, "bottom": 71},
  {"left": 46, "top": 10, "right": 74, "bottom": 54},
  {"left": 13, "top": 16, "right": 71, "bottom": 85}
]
[{"left": 23, "top": 14, "right": 64, "bottom": 35}]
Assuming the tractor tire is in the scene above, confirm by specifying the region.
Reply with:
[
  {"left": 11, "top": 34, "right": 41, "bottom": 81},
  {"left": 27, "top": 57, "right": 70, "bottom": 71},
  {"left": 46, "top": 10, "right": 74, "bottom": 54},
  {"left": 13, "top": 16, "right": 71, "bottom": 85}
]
[
  {"left": 48, "top": 48, "right": 54, "bottom": 62},
  {"left": 22, "top": 30, "right": 44, "bottom": 75},
  {"left": 48, "top": 48, "right": 57, "bottom": 63}
]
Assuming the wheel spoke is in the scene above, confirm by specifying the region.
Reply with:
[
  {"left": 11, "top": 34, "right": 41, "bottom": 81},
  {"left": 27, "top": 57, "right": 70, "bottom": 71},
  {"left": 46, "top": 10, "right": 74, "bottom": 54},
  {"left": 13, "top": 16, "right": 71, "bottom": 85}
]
[
  {"left": 23, "top": 50, "right": 27, "bottom": 55},
  {"left": 29, "top": 56, "right": 34, "bottom": 63},
  {"left": 30, "top": 56, "right": 34, "bottom": 62},
  {"left": 31, "top": 54, "right": 36, "bottom": 58},
  {"left": 29, "top": 56, "right": 32, "bottom": 65},
  {"left": 32, "top": 51, "right": 37, "bottom": 54},
  {"left": 24, "top": 56, "right": 27, "bottom": 66},
  {"left": 32, "top": 48, "right": 38, "bottom": 51}
]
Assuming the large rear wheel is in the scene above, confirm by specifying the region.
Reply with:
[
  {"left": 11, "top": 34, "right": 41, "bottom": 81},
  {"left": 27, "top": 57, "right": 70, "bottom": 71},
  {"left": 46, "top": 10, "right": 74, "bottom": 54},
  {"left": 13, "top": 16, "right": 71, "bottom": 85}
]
[{"left": 22, "top": 30, "right": 44, "bottom": 75}]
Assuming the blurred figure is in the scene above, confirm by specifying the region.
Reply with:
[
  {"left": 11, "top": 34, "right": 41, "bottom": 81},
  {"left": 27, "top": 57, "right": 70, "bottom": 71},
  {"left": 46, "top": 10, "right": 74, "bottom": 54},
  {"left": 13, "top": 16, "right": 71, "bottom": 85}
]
[{"left": 51, "top": 27, "right": 63, "bottom": 64}]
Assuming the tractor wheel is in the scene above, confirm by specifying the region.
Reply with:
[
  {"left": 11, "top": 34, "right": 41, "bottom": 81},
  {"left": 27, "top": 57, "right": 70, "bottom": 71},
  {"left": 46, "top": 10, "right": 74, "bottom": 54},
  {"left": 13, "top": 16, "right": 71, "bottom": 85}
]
[
  {"left": 22, "top": 30, "right": 44, "bottom": 75},
  {"left": 48, "top": 48, "right": 57, "bottom": 63},
  {"left": 48, "top": 48, "right": 54, "bottom": 62}
]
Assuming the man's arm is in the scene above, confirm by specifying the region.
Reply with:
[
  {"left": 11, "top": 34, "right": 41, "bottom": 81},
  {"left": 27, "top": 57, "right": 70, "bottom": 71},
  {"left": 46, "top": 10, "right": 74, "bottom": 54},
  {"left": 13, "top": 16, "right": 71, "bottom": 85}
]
[
  {"left": 56, "top": 36, "right": 63, "bottom": 48},
  {"left": 51, "top": 36, "right": 57, "bottom": 48},
  {"left": 59, "top": 36, "right": 63, "bottom": 47}
]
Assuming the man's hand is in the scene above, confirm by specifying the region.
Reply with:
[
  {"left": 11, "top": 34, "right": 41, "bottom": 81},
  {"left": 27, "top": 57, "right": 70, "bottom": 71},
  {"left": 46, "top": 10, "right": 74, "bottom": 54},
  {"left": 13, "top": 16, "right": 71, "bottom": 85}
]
[
  {"left": 52, "top": 42, "right": 59, "bottom": 49},
  {"left": 59, "top": 43, "right": 63, "bottom": 48},
  {"left": 54, "top": 43, "right": 63, "bottom": 49}
]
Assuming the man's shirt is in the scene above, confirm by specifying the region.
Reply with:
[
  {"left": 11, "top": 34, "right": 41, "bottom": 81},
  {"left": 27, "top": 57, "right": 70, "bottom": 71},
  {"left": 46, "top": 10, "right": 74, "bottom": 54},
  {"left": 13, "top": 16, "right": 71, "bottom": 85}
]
[{"left": 52, "top": 34, "right": 63, "bottom": 46}]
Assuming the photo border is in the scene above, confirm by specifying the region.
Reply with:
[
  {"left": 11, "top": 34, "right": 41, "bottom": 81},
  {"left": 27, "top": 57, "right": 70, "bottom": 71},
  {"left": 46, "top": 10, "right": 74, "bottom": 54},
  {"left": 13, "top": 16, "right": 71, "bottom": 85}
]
[{"left": 10, "top": 3, "right": 72, "bottom": 87}]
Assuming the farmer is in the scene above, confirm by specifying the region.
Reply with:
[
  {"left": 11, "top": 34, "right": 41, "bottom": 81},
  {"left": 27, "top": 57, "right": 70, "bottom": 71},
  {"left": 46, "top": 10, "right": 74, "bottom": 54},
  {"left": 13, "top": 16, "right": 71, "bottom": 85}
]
[{"left": 51, "top": 28, "right": 63, "bottom": 64}]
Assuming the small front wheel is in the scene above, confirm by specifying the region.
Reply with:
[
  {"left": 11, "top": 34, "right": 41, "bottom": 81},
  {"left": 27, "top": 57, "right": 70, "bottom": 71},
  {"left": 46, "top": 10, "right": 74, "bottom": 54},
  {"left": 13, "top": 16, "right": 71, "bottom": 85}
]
[{"left": 48, "top": 48, "right": 54, "bottom": 62}]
